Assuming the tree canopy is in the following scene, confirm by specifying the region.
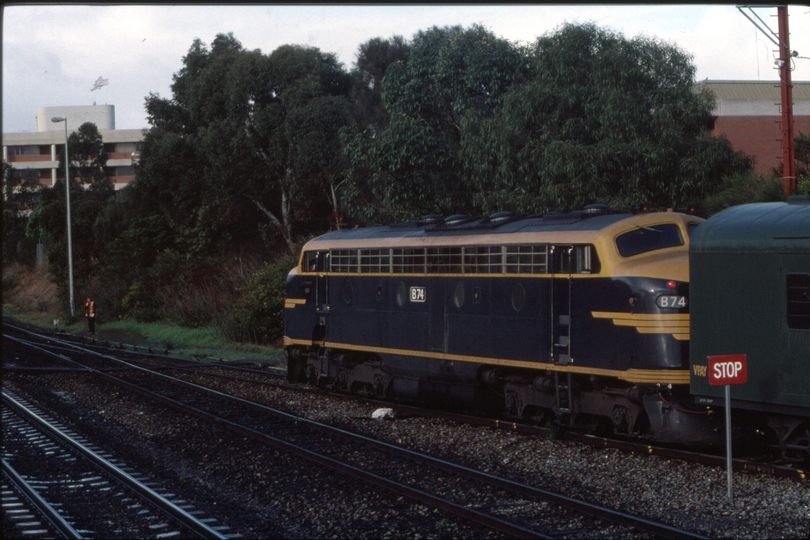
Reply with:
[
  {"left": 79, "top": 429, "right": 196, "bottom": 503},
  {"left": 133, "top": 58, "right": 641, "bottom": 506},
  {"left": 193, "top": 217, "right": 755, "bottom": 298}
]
[
  {"left": 342, "top": 23, "right": 752, "bottom": 222},
  {"left": 132, "top": 33, "right": 353, "bottom": 255},
  {"left": 342, "top": 24, "right": 526, "bottom": 223},
  {"left": 466, "top": 23, "right": 752, "bottom": 213}
]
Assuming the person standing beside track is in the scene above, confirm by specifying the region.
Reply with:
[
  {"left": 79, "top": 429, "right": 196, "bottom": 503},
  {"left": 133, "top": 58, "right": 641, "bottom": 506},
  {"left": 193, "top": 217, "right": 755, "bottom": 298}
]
[{"left": 85, "top": 297, "right": 96, "bottom": 334}]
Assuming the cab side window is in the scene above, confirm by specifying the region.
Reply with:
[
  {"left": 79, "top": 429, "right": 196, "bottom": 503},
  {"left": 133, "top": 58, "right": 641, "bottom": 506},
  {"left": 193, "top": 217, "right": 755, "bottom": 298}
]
[
  {"left": 616, "top": 224, "right": 683, "bottom": 257},
  {"left": 302, "top": 251, "right": 318, "bottom": 272}
]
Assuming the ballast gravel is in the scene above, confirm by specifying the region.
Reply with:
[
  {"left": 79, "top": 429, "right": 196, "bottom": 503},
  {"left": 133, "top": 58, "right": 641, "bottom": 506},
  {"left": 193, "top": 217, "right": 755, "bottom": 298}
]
[{"left": 3, "top": 368, "right": 808, "bottom": 539}]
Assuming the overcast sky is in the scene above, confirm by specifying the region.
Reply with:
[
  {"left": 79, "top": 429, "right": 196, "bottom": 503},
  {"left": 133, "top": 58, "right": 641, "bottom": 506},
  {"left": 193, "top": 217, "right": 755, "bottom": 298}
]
[{"left": 3, "top": 4, "right": 810, "bottom": 133}]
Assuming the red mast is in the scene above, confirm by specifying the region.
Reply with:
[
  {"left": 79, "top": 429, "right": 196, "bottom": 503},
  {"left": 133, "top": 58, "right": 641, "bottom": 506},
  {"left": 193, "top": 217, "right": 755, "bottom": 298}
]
[{"left": 777, "top": 5, "right": 796, "bottom": 194}]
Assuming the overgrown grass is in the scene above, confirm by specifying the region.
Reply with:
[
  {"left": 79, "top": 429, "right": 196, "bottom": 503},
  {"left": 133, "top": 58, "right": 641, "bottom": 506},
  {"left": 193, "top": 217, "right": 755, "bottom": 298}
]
[
  {"left": 3, "top": 304, "right": 284, "bottom": 363},
  {"left": 2, "top": 304, "right": 60, "bottom": 328},
  {"left": 95, "top": 320, "right": 284, "bottom": 362},
  {"left": 98, "top": 320, "right": 227, "bottom": 348},
  {"left": 3, "top": 261, "right": 285, "bottom": 363}
]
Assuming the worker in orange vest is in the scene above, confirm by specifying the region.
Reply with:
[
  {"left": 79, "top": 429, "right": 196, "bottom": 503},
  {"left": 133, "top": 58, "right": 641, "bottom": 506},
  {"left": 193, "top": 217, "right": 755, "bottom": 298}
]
[{"left": 85, "top": 297, "right": 96, "bottom": 334}]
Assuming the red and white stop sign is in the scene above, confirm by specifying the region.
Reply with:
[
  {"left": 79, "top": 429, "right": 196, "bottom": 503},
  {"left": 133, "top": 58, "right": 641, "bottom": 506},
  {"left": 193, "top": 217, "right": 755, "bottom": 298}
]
[{"left": 708, "top": 354, "right": 748, "bottom": 386}]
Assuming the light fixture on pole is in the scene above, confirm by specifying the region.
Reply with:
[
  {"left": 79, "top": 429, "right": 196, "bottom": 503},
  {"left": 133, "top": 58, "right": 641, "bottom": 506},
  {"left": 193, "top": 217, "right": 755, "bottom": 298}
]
[{"left": 51, "top": 116, "right": 75, "bottom": 317}]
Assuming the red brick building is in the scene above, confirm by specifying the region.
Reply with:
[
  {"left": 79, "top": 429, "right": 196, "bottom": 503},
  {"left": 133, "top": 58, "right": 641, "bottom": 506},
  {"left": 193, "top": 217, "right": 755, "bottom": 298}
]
[{"left": 697, "top": 80, "right": 810, "bottom": 177}]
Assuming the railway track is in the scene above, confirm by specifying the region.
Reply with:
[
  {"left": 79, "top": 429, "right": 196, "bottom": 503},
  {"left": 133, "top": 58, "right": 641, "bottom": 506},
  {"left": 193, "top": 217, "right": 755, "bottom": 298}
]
[
  {"left": 3, "top": 322, "right": 706, "bottom": 539},
  {"left": 1, "top": 388, "right": 235, "bottom": 539},
  {"left": 6, "top": 320, "right": 806, "bottom": 482},
  {"left": 3, "top": 457, "right": 81, "bottom": 539}
]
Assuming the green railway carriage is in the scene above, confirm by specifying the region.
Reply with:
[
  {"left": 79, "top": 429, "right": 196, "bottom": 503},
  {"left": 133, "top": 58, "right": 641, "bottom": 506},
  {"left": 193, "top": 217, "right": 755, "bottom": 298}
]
[
  {"left": 285, "top": 206, "right": 721, "bottom": 444},
  {"left": 690, "top": 195, "right": 810, "bottom": 459}
]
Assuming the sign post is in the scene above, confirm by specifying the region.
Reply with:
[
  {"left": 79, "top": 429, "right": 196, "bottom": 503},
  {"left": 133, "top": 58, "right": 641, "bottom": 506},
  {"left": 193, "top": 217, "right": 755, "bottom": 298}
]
[{"left": 708, "top": 354, "right": 748, "bottom": 504}]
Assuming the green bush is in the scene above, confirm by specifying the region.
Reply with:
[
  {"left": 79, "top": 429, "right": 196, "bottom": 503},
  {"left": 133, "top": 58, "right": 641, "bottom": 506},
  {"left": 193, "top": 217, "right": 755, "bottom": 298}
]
[
  {"left": 700, "top": 171, "right": 786, "bottom": 217},
  {"left": 121, "top": 280, "right": 162, "bottom": 322},
  {"left": 226, "top": 255, "right": 298, "bottom": 345},
  {"left": 797, "top": 176, "right": 810, "bottom": 196}
]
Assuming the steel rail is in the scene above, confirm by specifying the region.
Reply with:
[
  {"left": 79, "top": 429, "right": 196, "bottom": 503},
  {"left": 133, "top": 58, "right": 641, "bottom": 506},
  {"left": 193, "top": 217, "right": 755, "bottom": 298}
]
[
  {"left": 7, "top": 349, "right": 550, "bottom": 538},
  {"left": 1, "top": 390, "right": 229, "bottom": 540},
  {"left": 3, "top": 458, "right": 83, "bottom": 539}
]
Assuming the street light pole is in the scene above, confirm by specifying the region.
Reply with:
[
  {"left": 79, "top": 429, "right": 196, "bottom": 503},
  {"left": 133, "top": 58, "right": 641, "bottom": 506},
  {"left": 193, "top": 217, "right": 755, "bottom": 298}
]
[{"left": 51, "top": 116, "right": 75, "bottom": 317}]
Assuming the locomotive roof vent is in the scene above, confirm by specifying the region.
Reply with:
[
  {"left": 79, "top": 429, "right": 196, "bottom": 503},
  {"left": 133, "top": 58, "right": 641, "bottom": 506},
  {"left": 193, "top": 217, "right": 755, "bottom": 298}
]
[
  {"left": 442, "top": 214, "right": 479, "bottom": 227},
  {"left": 416, "top": 214, "right": 443, "bottom": 226},
  {"left": 488, "top": 211, "right": 514, "bottom": 220},
  {"left": 481, "top": 211, "right": 515, "bottom": 224},
  {"left": 581, "top": 204, "right": 617, "bottom": 216}
]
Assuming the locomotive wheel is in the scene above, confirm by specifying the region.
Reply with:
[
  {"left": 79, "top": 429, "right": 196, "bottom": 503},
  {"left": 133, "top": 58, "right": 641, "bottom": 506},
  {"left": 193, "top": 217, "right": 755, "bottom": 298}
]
[
  {"left": 335, "top": 370, "right": 348, "bottom": 391},
  {"left": 306, "top": 364, "right": 318, "bottom": 386},
  {"left": 287, "top": 350, "right": 305, "bottom": 383},
  {"left": 372, "top": 375, "right": 384, "bottom": 397}
]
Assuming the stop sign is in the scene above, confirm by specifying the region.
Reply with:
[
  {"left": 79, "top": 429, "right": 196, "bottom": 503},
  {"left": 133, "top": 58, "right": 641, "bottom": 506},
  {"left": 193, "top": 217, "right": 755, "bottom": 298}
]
[{"left": 708, "top": 354, "right": 748, "bottom": 386}]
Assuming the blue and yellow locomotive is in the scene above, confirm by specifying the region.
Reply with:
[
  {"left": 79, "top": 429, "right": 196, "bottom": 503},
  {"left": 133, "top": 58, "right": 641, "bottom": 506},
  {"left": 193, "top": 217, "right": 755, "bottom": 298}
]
[{"left": 285, "top": 206, "right": 721, "bottom": 445}]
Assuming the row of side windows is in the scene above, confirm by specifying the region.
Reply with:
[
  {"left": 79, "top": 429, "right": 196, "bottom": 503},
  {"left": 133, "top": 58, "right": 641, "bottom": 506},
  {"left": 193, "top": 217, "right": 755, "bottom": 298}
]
[{"left": 304, "top": 244, "right": 599, "bottom": 275}]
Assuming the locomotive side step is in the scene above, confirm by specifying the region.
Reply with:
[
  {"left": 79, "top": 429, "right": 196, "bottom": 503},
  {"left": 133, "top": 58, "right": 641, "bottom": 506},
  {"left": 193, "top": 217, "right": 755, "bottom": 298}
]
[
  {"left": 554, "top": 354, "right": 572, "bottom": 365},
  {"left": 555, "top": 371, "right": 574, "bottom": 415}
]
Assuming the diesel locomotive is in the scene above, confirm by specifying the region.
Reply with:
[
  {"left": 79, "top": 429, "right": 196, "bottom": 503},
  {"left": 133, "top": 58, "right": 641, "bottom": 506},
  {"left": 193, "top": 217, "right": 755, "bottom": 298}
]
[{"left": 284, "top": 205, "right": 723, "bottom": 446}]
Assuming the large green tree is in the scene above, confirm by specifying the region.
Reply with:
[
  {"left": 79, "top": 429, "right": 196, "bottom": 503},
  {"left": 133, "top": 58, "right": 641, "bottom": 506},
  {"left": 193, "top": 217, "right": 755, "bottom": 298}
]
[
  {"left": 342, "top": 25, "right": 526, "bottom": 224},
  {"left": 61, "top": 122, "right": 113, "bottom": 190},
  {"left": 133, "top": 33, "right": 353, "bottom": 254},
  {"left": 344, "top": 23, "right": 753, "bottom": 222},
  {"left": 26, "top": 164, "right": 114, "bottom": 316},
  {"left": 3, "top": 163, "right": 42, "bottom": 265},
  {"left": 465, "top": 23, "right": 752, "bottom": 213},
  {"left": 349, "top": 35, "right": 411, "bottom": 134},
  {"left": 29, "top": 121, "right": 115, "bottom": 308}
]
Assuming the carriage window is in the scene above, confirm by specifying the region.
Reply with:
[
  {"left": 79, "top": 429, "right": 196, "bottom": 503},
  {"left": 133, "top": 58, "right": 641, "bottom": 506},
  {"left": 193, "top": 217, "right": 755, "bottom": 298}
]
[
  {"left": 505, "top": 245, "right": 548, "bottom": 274},
  {"left": 331, "top": 243, "right": 594, "bottom": 274},
  {"left": 786, "top": 274, "right": 810, "bottom": 330},
  {"left": 360, "top": 249, "right": 390, "bottom": 273},
  {"left": 331, "top": 249, "right": 358, "bottom": 273},
  {"left": 393, "top": 248, "right": 426, "bottom": 273},
  {"left": 427, "top": 247, "right": 462, "bottom": 273},
  {"left": 463, "top": 246, "right": 502, "bottom": 274},
  {"left": 616, "top": 224, "right": 683, "bottom": 257}
]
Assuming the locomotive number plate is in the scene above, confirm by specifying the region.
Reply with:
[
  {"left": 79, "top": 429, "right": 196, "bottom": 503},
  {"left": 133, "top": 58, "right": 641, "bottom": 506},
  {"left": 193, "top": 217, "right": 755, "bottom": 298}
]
[
  {"left": 410, "top": 286, "right": 426, "bottom": 302},
  {"left": 656, "top": 295, "right": 687, "bottom": 308}
]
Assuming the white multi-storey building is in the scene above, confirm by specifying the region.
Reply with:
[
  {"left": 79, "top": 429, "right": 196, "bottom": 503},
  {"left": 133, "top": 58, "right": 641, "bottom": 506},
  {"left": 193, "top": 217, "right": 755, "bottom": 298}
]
[{"left": 2, "top": 104, "right": 145, "bottom": 190}]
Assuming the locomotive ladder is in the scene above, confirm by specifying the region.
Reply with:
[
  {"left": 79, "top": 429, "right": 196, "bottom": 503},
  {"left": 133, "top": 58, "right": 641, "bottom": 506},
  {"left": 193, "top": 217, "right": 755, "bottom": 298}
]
[
  {"left": 550, "top": 245, "right": 575, "bottom": 423},
  {"left": 554, "top": 371, "right": 574, "bottom": 417}
]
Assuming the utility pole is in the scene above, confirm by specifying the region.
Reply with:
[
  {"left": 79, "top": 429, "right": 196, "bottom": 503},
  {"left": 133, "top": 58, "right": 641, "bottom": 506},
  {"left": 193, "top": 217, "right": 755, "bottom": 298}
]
[
  {"left": 738, "top": 5, "right": 797, "bottom": 194},
  {"left": 777, "top": 5, "right": 796, "bottom": 194}
]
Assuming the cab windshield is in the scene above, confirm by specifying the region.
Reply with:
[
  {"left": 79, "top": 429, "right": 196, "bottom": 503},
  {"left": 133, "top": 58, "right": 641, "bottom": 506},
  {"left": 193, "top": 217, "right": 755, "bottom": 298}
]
[{"left": 616, "top": 224, "right": 683, "bottom": 257}]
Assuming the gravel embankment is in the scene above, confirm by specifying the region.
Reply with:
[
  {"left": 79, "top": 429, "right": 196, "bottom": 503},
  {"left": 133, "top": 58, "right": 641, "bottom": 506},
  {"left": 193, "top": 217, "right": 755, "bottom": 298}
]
[{"left": 4, "top": 369, "right": 808, "bottom": 539}]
